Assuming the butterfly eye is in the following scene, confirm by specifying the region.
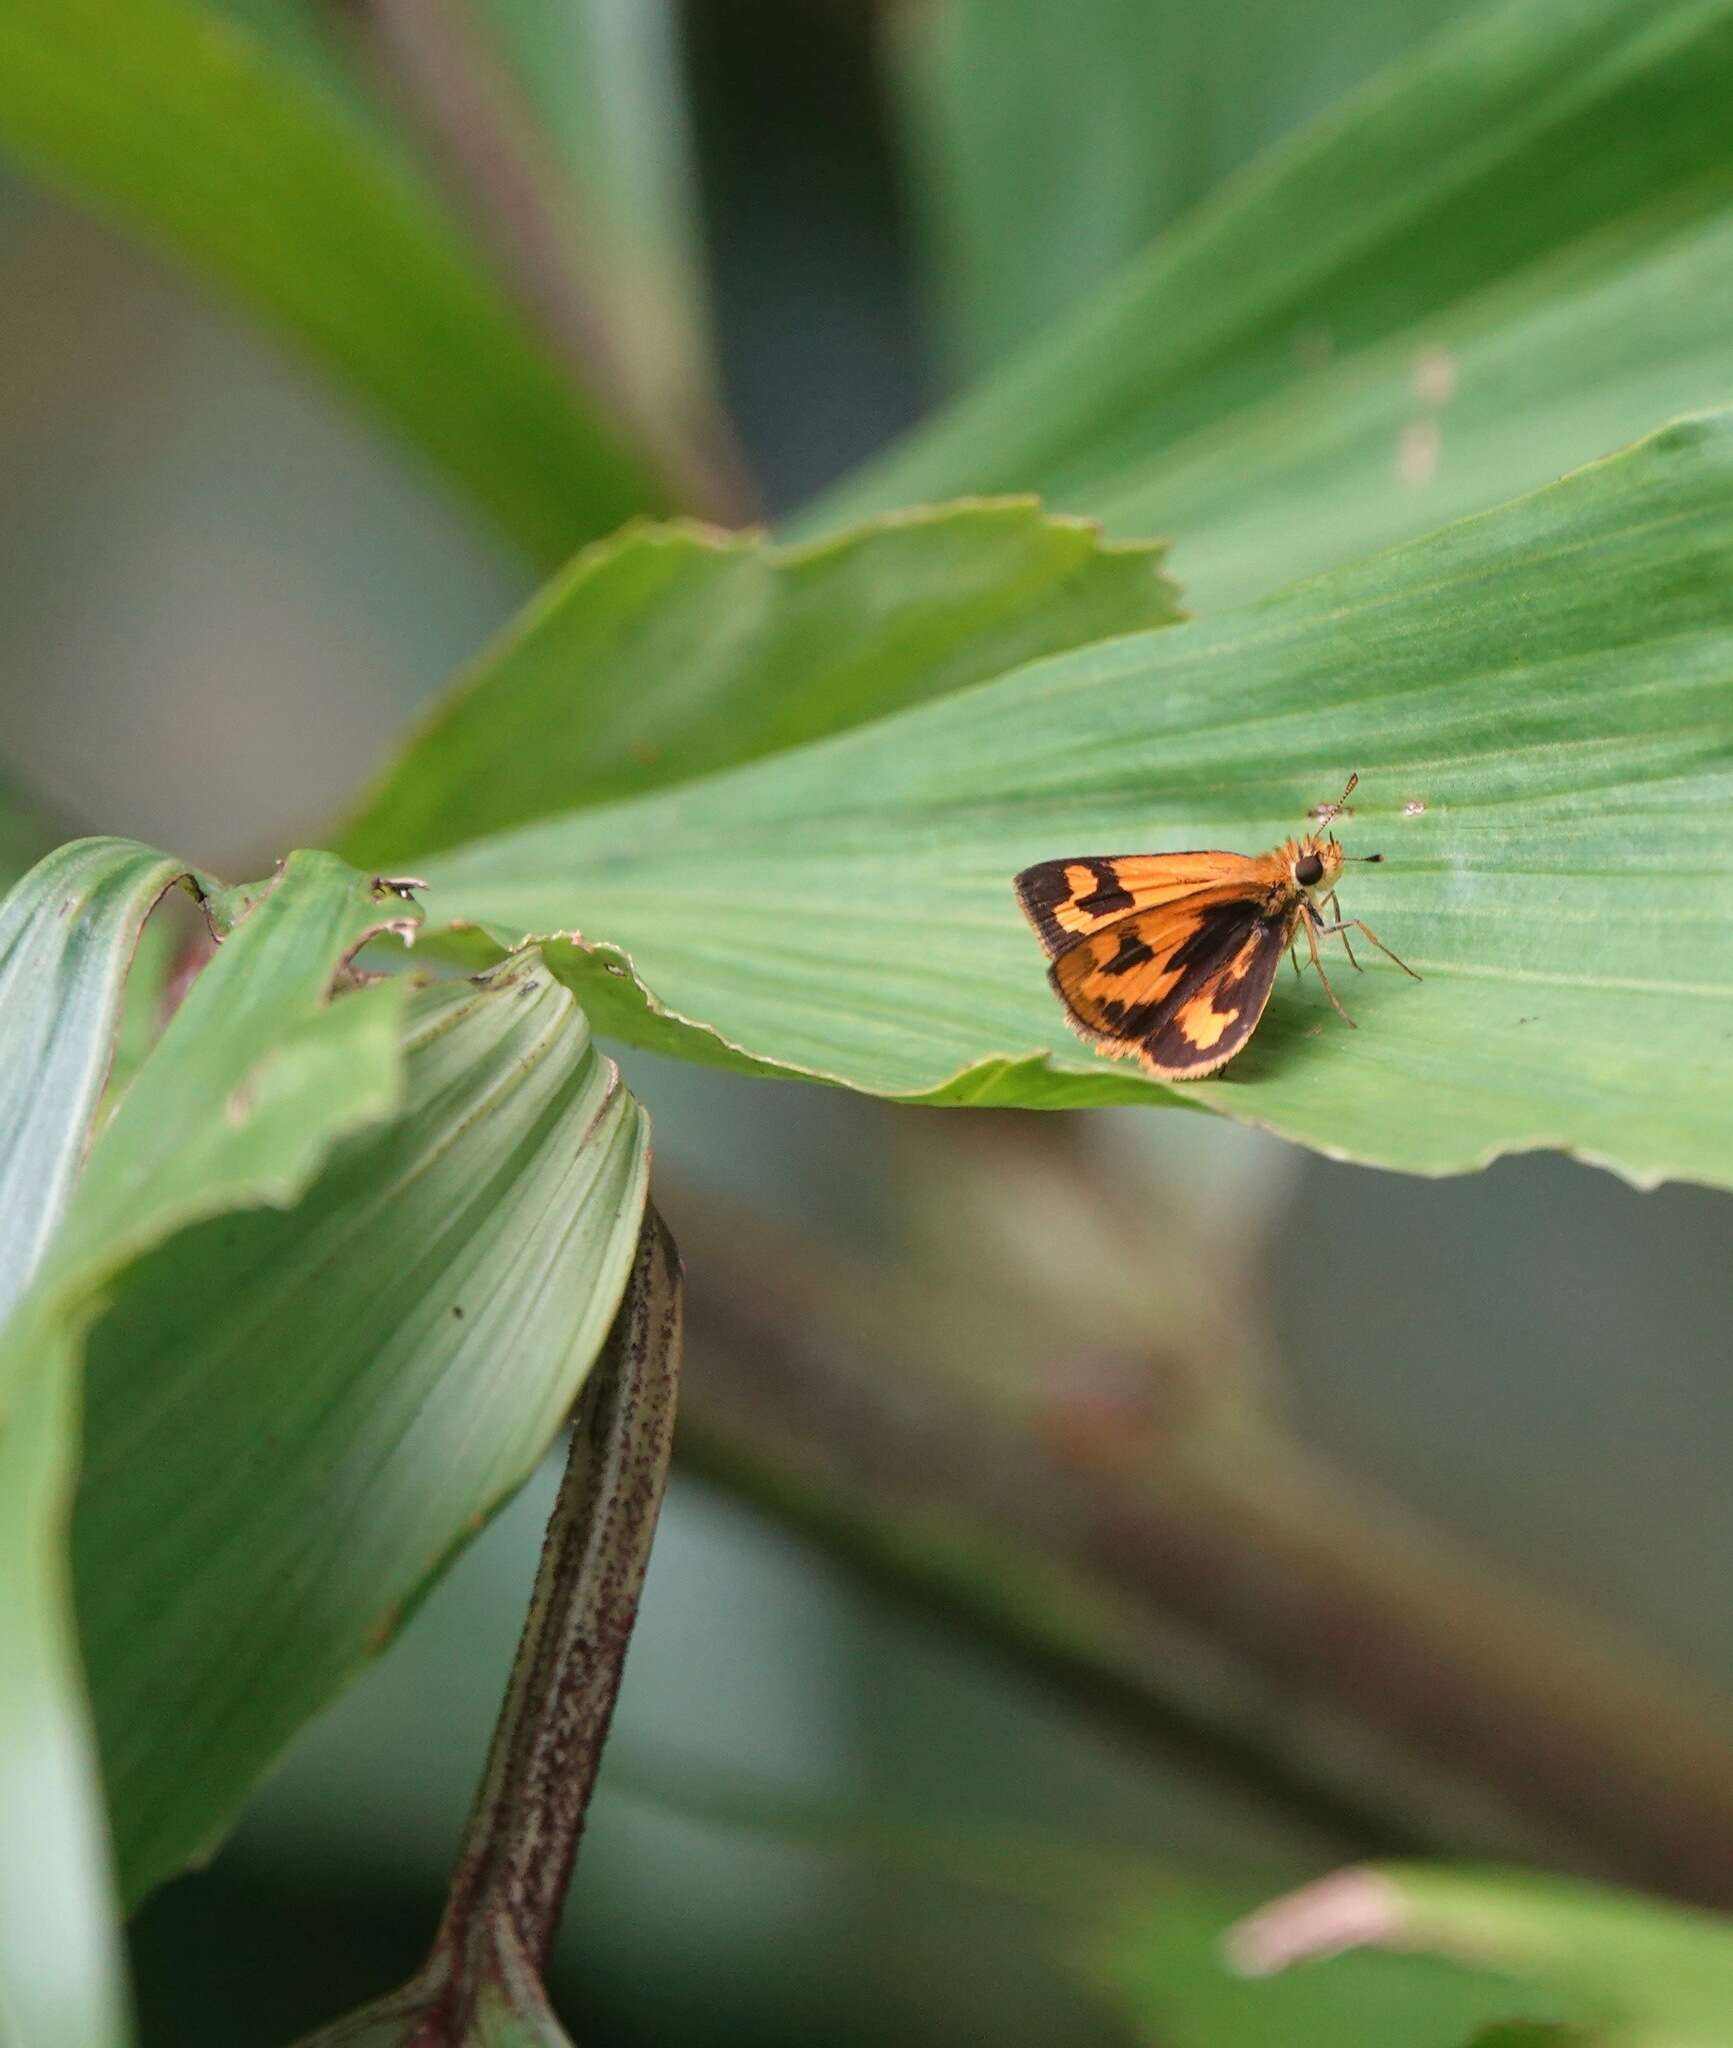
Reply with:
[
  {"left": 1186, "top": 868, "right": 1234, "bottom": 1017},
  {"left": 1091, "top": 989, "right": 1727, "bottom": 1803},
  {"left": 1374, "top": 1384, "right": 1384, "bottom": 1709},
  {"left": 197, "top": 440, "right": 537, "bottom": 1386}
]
[{"left": 1294, "top": 852, "right": 1325, "bottom": 887}]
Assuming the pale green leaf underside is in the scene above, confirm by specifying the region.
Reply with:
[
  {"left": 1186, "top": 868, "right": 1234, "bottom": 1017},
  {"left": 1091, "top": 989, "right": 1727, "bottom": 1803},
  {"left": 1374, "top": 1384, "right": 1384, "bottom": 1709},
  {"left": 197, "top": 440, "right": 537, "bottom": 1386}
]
[
  {"left": 77, "top": 949, "right": 647, "bottom": 1904},
  {"left": 0, "top": 845, "right": 418, "bottom": 2048},
  {"left": 0, "top": 841, "right": 193, "bottom": 2047},
  {"left": 0, "top": 0, "right": 663, "bottom": 564},
  {"left": 816, "top": 0, "right": 1733, "bottom": 611},
  {"left": 415, "top": 414, "right": 1733, "bottom": 1189},
  {"left": 0, "top": 1321, "right": 121, "bottom": 2048},
  {"left": 0, "top": 836, "right": 648, "bottom": 2022},
  {"left": 339, "top": 502, "right": 1180, "bottom": 864},
  {"left": 0, "top": 840, "right": 185, "bottom": 1328}
]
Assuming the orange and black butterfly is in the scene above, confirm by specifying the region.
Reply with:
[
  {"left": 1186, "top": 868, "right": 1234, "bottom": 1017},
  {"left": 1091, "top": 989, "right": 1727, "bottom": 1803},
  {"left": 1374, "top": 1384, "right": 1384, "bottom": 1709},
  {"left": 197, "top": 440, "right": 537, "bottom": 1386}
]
[{"left": 1013, "top": 775, "right": 1419, "bottom": 1081}]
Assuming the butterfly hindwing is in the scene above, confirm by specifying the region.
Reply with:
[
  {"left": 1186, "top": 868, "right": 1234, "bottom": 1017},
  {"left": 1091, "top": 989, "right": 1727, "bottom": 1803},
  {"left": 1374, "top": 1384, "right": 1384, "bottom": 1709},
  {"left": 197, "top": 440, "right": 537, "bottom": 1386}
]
[
  {"left": 1047, "top": 886, "right": 1293, "bottom": 1080},
  {"left": 1135, "top": 914, "right": 1290, "bottom": 1078},
  {"left": 1013, "top": 853, "right": 1258, "bottom": 961}
]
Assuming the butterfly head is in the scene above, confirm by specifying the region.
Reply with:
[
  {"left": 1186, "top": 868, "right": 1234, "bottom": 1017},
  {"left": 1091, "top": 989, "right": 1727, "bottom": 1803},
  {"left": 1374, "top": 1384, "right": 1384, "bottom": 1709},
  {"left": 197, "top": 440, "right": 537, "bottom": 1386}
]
[
  {"left": 1290, "top": 836, "right": 1344, "bottom": 894},
  {"left": 1290, "top": 832, "right": 1382, "bottom": 895}
]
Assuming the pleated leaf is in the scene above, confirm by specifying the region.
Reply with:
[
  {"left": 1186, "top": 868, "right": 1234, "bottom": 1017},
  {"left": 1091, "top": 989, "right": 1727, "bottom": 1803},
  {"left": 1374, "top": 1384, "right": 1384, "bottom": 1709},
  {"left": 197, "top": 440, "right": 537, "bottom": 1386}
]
[
  {"left": 76, "top": 949, "right": 648, "bottom": 1904},
  {"left": 0, "top": 846, "right": 416, "bottom": 2048},
  {"left": 0, "top": 842, "right": 190, "bottom": 2048}
]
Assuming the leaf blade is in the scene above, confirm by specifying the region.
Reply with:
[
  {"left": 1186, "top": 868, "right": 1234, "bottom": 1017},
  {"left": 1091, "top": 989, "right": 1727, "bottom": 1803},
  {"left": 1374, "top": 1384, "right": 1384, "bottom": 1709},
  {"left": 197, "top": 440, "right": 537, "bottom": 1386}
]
[
  {"left": 0, "top": 847, "right": 415, "bottom": 2047},
  {"left": 815, "top": 0, "right": 1733, "bottom": 610},
  {"left": 1091, "top": 1883, "right": 1582, "bottom": 2048},
  {"left": 0, "top": 1306, "right": 129, "bottom": 2048},
  {"left": 475, "top": 0, "right": 719, "bottom": 445},
  {"left": 75, "top": 949, "right": 649, "bottom": 1903},
  {"left": 0, "top": 838, "right": 193, "bottom": 2048},
  {"left": 411, "top": 411, "right": 1733, "bottom": 1189},
  {"left": 0, "top": 840, "right": 186, "bottom": 1327},
  {"left": 339, "top": 502, "right": 1179, "bottom": 864}
]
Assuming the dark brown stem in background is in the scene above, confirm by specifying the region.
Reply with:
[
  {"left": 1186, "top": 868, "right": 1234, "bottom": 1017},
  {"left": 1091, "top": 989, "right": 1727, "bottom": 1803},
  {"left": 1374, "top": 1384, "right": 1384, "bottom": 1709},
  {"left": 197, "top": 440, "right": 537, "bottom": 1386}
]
[
  {"left": 666, "top": 1184, "right": 1733, "bottom": 1909},
  {"left": 335, "top": 0, "right": 757, "bottom": 526}
]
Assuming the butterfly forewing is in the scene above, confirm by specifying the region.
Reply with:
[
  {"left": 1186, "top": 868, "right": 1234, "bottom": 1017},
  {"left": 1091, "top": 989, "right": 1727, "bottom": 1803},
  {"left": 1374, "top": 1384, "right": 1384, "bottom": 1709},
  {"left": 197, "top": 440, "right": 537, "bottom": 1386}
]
[{"left": 1014, "top": 852, "right": 1261, "bottom": 960}]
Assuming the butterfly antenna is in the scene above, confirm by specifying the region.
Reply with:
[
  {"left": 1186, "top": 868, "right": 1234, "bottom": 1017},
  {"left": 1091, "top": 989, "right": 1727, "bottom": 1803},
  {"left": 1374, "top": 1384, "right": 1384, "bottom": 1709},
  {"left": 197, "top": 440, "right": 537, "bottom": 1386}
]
[{"left": 1333, "top": 773, "right": 1375, "bottom": 852}]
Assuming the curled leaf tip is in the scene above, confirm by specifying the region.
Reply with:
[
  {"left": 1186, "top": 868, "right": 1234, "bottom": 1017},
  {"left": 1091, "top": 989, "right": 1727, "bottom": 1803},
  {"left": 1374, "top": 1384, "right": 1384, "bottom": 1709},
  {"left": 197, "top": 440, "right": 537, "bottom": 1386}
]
[{"left": 1224, "top": 1867, "right": 1404, "bottom": 1978}]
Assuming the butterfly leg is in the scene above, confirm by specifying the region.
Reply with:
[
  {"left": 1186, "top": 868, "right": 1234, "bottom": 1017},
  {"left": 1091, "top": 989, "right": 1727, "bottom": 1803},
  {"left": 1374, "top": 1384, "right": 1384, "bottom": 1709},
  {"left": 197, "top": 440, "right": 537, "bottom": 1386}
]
[
  {"left": 1311, "top": 916, "right": 1422, "bottom": 981},
  {"left": 1301, "top": 909, "right": 1357, "bottom": 1027},
  {"left": 1324, "top": 891, "right": 1362, "bottom": 970}
]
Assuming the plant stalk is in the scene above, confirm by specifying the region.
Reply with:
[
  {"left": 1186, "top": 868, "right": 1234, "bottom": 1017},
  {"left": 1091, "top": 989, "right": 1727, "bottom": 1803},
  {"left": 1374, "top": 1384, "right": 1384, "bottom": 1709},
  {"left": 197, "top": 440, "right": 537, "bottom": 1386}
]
[
  {"left": 434, "top": 1206, "right": 683, "bottom": 1980},
  {"left": 297, "top": 1204, "right": 683, "bottom": 2045}
]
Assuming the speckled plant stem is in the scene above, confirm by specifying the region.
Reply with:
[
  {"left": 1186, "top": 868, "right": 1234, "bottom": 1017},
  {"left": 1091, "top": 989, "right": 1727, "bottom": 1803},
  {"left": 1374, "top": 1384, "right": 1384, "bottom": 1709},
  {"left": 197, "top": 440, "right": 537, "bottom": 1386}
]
[{"left": 406, "top": 1206, "right": 683, "bottom": 2043}]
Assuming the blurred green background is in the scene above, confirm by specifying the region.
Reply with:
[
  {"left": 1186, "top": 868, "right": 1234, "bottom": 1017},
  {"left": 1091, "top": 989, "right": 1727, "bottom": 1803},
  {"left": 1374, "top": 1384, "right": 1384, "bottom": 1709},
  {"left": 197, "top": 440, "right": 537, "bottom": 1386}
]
[{"left": 3, "top": 4, "right": 1731, "bottom": 2042}]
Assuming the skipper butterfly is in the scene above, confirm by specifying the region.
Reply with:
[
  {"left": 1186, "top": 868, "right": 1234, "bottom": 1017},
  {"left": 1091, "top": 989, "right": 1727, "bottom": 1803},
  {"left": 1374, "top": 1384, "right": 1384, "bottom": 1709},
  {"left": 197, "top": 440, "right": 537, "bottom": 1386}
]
[{"left": 1014, "top": 775, "right": 1419, "bottom": 1080}]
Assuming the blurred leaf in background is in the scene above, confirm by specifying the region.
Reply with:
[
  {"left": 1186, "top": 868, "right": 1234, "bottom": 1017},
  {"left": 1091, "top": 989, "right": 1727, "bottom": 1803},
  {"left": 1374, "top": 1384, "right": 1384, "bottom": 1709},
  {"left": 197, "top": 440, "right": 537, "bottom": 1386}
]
[
  {"left": 473, "top": 0, "right": 723, "bottom": 456},
  {"left": 892, "top": 0, "right": 1468, "bottom": 380},
  {"left": 1228, "top": 1864, "right": 1733, "bottom": 2047},
  {"left": 826, "top": 0, "right": 1733, "bottom": 608},
  {"left": 1091, "top": 1883, "right": 1580, "bottom": 2048},
  {"left": 0, "top": 0, "right": 670, "bottom": 563}
]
